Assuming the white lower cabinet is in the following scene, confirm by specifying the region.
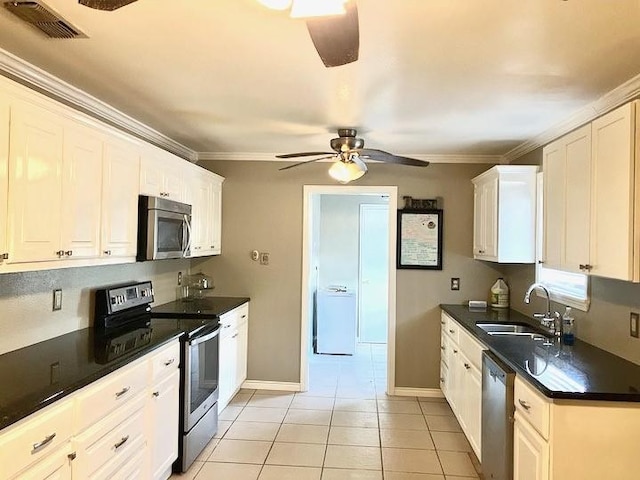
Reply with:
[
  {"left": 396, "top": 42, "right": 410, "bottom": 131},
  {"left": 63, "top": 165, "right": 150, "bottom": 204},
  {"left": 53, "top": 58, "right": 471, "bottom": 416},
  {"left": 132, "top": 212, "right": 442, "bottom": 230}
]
[
  {"left": 513, "top": 375, "right": 640, "bottom": 480},
  {"left": 514, "top": 412, "right": 549, "bottom": 480},
  {"left": 0, "top": 339, "right": 180, "bottom": 480},
  {"left": 148, "top": 369, "right": 180, "bottom": 480},
  {"left": 14, "top": 443, "right": 73, "bottom": 480},
  {"left": 440, "top": 311, "right": 486, "bottom": 459},
  {"left": 218, "top": 302, "right": 249, "bottom": 411}
]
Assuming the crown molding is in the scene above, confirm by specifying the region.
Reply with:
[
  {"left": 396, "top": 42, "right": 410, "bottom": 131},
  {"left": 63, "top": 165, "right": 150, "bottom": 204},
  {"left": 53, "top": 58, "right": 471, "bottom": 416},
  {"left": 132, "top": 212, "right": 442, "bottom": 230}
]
[
  {"left": 0, "top": 49, "right": 197, "bottom": 162},
  {"left": 197, "top": 151, "right": 502, "bottom": 164},
  {"left": 503, "top": 72, "right": 640, "bottom": 164}
]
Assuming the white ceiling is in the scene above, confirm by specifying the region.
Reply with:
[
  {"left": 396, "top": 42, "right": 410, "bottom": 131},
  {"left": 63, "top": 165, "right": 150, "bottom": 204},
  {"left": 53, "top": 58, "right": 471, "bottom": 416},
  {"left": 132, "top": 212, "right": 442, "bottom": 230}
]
[{"left": 0, "top": 0, "right": 639, "bottom": 160}]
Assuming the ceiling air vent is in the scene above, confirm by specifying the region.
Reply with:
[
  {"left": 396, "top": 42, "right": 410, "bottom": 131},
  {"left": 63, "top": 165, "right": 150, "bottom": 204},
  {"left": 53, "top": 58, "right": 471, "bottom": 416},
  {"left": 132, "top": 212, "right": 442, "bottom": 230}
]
[{"left": 3, "top": 1, "right": 87, "bottom": 39}]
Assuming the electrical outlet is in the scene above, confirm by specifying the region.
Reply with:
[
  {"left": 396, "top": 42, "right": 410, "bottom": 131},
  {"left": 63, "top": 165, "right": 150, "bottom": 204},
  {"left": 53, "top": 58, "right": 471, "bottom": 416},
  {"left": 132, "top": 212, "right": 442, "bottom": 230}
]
[
  {"left": 251, "top": 250, "right": 260, "bottom": 261},
  {"left": 260, "top": 252, "right": 270, "bottom": 265},
  {"left": 630, "top": 312, "right": 639, "bottom": 338},
  {"left": 451, "top": 278, "right": 460, "bottom": 290},
  {"left": 53, "top": 289, "right": 62, "bottom": 311}
]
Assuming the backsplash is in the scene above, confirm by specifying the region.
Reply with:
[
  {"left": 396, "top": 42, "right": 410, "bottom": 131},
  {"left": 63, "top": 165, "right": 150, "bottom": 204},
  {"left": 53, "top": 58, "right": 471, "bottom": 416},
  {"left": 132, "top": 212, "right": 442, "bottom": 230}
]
[
  {"left": 502, "top": 264, "right": 640, "bottom": 366},
  {"left": 0, "top": 260, "right": 188, "bottom": 355}
]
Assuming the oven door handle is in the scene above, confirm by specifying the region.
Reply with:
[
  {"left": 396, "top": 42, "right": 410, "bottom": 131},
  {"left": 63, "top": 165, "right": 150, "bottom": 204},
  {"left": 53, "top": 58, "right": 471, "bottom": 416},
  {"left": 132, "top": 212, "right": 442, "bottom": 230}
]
[{"left": 189, "top": 325, "right": 221, "bottom": 346}]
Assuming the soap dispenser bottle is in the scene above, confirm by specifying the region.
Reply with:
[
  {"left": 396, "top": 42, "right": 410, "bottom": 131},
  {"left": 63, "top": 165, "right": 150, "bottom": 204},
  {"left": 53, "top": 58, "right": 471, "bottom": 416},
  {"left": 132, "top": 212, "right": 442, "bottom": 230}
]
[{"left": 562, "top": 307, "right": 575, "bottom": 345}]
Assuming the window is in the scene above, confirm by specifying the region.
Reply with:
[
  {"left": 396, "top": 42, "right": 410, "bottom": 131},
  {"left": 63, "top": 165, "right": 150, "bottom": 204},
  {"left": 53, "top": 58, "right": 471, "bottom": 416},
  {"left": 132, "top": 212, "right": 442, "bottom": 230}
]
[{"left": 535, "top": 173, "right": 590, "bottom": 311}]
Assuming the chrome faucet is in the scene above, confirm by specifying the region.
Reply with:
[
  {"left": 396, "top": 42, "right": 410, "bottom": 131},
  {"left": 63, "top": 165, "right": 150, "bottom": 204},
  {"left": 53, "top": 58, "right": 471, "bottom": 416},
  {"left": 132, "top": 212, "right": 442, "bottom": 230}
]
[{"left": 524, "top": 283, "right": 562, "bottom": 338}]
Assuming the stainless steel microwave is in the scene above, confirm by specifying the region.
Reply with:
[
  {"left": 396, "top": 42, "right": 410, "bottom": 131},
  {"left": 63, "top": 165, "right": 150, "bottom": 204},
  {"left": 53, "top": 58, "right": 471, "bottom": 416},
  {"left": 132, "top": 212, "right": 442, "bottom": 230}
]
[{"left": 137, "top": 195, "right": 192, "bottom": 261}]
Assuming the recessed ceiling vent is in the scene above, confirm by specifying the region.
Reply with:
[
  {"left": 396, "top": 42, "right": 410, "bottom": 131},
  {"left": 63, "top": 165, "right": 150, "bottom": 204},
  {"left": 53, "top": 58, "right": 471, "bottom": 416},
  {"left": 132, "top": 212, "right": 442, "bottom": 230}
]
[{"left": 3, "top": 1, "right": 87, "bottom": 39}]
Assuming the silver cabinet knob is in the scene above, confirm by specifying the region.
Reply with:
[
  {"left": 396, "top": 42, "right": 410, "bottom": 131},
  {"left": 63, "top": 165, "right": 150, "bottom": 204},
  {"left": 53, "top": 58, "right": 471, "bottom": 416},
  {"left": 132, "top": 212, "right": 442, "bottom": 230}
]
[
  {"left": 55, "top": 250, "right": 64, "bottom": 257},
  {"left": 104, "top": 250, "right": 112, "bottom": 256},
  {"left": 65, "top": 250, "right": 72, "bottom": 256}
]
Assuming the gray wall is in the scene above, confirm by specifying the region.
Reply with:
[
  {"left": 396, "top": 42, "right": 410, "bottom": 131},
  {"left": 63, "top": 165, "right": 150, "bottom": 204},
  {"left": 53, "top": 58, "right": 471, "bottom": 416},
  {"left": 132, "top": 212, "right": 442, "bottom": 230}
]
[
  {"left": 502, "top": 147, "right": 640, "bottom": 365},
  {"left": 194, "top": 160, "right": 504, "bottom": 389},
  {"left": 0, "top": 259, "right": 188, "bottom": 354}
]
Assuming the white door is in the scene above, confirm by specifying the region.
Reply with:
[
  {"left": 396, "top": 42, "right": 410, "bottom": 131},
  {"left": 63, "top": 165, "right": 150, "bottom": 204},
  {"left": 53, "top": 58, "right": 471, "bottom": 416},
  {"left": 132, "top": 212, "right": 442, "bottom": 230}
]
[{"left": 358, "top": 204, "right": 389, "bottom": 344}]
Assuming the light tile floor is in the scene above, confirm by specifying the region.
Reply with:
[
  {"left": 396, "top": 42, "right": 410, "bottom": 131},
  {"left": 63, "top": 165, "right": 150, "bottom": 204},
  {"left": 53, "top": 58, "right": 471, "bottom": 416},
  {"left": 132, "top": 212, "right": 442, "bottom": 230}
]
[{"left": 171, "top": 344, "right": 480, "bottom": 480}]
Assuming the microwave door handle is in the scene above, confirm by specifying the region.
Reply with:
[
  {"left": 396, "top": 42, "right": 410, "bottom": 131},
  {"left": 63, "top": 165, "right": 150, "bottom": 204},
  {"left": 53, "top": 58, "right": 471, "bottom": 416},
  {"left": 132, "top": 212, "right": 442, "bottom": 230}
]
[{"left": 183, "top": 214, "right": 192, "bottom": 257}]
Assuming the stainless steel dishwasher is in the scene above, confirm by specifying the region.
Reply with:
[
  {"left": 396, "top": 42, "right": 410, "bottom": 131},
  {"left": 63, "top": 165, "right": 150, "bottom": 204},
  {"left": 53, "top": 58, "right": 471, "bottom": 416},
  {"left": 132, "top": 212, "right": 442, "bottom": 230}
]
[{"left": 482, "top": 350, "right": 515, "bottom": 480}]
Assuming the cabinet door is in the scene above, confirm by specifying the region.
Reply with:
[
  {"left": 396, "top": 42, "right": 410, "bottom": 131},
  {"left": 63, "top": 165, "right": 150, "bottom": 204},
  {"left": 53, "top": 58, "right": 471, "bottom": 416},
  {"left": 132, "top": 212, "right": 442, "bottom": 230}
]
[
  {"left": 513, "top": 415, "right": 550, "bottom": 480},
  {"left": 218, "top": 331, "right": 238, "bottom": 412},
  {"left": 210, "top": 178, "right": 222, "bottom": 254},
  {"left": 7, "top": 103, "right": 64, "bottom": 263},
  {"left": 139, "top": 153, "right": 163, "bottom": 198},
  {"left": 101, "top": 138, "right": 140, "bottom": 258},
  {"left": 60, "top": 125, "right": 103, "bottom": 259},
  {"left": 0, "top": 94, "right": 9, "bottom": 264},
  {"left": 590, "top": 102, "right": 637, "bottom": 281},
  {"left": 472, "top": 184, "right": 483, "bottom": 256},
  {"left": 189, "top": 173, "right": 210, "bottom": 256},
  {"left": 235, "top": 319, "right": 249, "bottom": 389},
  {"left": 149, "top": 369, "right": 179, "bottom": 480},
  {"left": 563, "top": 125, "right": 592, "bottom": 273},
  {"left": 447, "top": 344, "right": 462, "bottom": 416},
  {"left": 542, "top": 139, "right": 565, "bottom": 270},
  {"left": 482, "top": 177, "right": 498, "bottom": 258},
  {"left": 463, "top": 361, "right": 482, "bottom": 459}
]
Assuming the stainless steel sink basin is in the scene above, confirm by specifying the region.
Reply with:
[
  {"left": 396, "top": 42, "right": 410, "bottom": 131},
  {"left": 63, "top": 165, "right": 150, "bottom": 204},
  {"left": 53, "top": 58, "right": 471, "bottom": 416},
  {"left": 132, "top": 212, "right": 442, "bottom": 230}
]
[{"left": 476, "top": 323, "right": 549, "bottom": 340}]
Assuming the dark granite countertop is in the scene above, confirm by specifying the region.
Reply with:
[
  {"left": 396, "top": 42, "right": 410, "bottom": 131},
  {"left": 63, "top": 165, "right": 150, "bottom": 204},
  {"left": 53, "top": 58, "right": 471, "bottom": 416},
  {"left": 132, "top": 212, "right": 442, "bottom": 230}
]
[
  {"left": 151, "top": 296, "right": 250, "bottom": 320},
  {"left": 441, "top": 304, "right": 640, "bottom": 402},
  {"left": 0, "top": 324, "right": 183, "bottom": 431}
]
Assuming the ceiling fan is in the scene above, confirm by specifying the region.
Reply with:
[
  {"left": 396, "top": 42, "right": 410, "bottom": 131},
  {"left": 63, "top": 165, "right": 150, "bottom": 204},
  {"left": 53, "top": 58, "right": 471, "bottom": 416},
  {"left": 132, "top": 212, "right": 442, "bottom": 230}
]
[
  {"left": 277, "top": 129, "right": 430, "bottom": 184},
  {"left": 78, "top": 0, "right": 359, "bottom": 67}
]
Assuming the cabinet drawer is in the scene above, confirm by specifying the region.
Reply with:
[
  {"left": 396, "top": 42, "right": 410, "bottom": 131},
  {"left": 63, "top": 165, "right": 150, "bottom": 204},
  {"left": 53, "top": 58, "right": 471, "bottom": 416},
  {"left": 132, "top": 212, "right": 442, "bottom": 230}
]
[
  {"left": 220, "top": 302, "right": 249, "bottom": 331},
  {"left": 73, "top": 393, "right": 146, "bottom": 479},
  {"left": 458, "top": 327, "right": 486, "bottom": 370},
  {"left": 149, "top": 340, "right": 180, "bottom": 382},
  {"left": 514, "top": 376, "right": 550, "bottom": 440},
  {"left": 441, "top": 312, "right": 459, "bottom": 344},
  {"left": 74, "top": 359, "right": 147, "bottom": 432},
  {"left": 0, "top": 399, "right": 74, "bottom": 479}
]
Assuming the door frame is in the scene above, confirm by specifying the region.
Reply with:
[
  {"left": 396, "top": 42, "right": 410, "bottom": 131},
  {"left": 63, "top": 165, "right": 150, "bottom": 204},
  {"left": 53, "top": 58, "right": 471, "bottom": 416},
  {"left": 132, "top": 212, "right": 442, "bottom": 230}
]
[{"left": 300, "top": 185, "right": 398, "bottom": 395}]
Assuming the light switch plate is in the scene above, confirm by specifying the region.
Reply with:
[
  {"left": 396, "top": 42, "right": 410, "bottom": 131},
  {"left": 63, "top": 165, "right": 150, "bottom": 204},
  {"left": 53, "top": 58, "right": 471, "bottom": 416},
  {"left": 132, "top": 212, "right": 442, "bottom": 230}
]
[
  {"left": 630, "top": 312, "right": 639, "bottom": 338},
  {"left": 260, "top": 252, "right": 270, "bottom": 265},
  {"left": 53, "top": 289, "right": 62, "bottom": 311}
]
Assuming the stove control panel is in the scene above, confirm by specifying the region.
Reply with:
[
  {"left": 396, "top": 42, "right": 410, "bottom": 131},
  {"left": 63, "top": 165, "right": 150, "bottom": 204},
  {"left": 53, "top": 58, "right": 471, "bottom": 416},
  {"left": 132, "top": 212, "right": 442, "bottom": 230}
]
[{"left": 96, "top": 281, "right": 155, "bottom": 315}]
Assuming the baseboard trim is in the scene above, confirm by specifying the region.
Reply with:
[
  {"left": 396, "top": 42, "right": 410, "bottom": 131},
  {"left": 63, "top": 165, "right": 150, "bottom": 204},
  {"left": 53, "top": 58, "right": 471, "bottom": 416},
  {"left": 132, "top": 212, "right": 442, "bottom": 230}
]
[
  {"left": 242, "top": 380, "right": 302, "bottom": 392},
  {"left": 393, "top": 387, "right": 445, "bottom": 398}
]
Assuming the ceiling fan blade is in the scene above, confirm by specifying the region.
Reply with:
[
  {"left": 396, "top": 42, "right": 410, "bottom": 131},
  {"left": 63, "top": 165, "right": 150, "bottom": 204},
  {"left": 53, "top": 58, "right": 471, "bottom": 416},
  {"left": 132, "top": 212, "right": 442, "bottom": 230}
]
[
  {"left": 351, "top": 154, "right": 368, "bottom": 173},
  {"left": 305, "top": 2, "right": 359, "bottom": 68},
  {"left": 357, "top": 149, "right": 430, "bottom": 167},
  {"left": 78, "top": 0, "right": 138, "bottom": 10},
  {"left": 278, "top": 155, "right": 336, "bottom": 171},
  {"left": 276, "top": 152, "right": 334, "bottom": 159}
]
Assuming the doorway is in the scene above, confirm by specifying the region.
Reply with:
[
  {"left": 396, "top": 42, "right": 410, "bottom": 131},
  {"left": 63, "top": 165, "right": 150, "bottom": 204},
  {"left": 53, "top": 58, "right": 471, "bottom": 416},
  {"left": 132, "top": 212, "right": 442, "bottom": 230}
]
[{"left": 300, "top": 185, "right": 398, "bottom": 395}]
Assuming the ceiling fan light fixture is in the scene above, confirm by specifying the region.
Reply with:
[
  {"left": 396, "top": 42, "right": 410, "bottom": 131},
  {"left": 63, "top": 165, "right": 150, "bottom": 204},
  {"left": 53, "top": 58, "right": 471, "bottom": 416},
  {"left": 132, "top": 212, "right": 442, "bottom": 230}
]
[
  {"left": 78, "top": 0, "right": 137, "bottom": 11},
  {"left": 328, "top": 159, "right": 365, "bottom": 184},
  {"left": 256, "top": 0, "right": 292, "bottom": 11},
  {"left": 290, "top": 0, "right": 346, "bottom": 18}
]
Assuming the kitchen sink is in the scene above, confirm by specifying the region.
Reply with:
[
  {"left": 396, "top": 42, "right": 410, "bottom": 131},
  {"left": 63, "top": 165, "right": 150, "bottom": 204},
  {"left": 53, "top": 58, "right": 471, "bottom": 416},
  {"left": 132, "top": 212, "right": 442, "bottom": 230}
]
[{"left": 476, "top": 322, "right": 549, "bottom": 340}]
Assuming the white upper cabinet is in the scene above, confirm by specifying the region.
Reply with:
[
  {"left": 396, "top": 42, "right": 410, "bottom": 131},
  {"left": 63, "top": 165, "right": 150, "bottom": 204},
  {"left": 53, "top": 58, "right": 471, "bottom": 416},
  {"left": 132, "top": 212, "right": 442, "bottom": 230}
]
[
  {"left": 542, "top": 124, "right": 592, "bottom": 273},
  {"left": 0, "top": 94, "right": 9, "bottom": 265},
  {"left": 472, "top": 165, "right": 538, "bottom": 263},
  {"left": 542, "top": 101, "right": 640, "bottom": 282},
  {"left": 189, "top": 165, "right": 224, "bottom": 257},
  {"left": 140, "top": 149, "right": 184, "bottom": 202},
  {"left": 7, "top": 101, "right": 64, "bottom": 264},
  {"left": 590, "top": 101, "right": 639, "bottom": 281},
  {"left": 101, "top": 138, "right": 140, "bottom": 258},
  {"left": 60, "top": 124, "right": 103, "bottom": 260}
]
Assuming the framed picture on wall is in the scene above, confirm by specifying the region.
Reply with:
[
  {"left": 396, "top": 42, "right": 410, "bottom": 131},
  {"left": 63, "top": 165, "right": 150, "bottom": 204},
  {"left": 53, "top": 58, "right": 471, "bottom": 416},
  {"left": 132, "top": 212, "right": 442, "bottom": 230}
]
[{"left": 396, "top": 209, "right": 443, "bottom": 270}]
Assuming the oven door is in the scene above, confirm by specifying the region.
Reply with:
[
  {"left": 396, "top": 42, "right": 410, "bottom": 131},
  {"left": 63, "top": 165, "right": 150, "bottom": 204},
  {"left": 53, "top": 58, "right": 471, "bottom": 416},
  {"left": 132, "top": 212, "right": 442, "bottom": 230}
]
[
  {"left": 184, "top": 325, "right": 220, "bottom": 431},
  {"left": 147, "top": 209, "right": 192, "bottom": 260}
]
